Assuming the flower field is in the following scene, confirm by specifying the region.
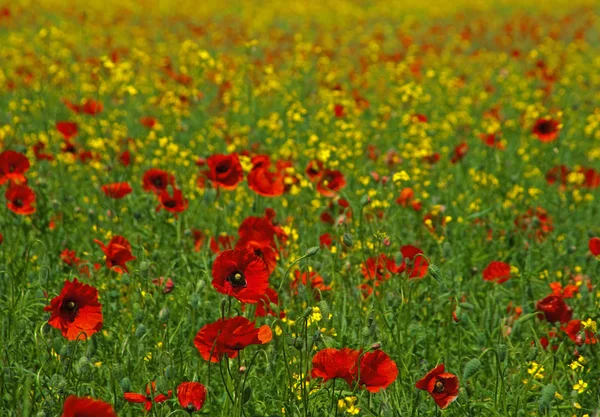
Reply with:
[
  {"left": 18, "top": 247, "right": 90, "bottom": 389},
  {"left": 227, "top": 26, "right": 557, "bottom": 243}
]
[{"left": 1, "top": 0, "right": 600, "bottom": 416}]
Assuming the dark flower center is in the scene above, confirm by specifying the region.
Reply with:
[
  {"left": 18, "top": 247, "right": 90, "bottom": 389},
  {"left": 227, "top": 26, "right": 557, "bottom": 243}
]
[
  {"left": 13, "top": 199, "right": 23, "bottom": 208},
  {"left": 433, "top": 380, "right": 445, "bottom": 394},
  {"left": 186, "top": 404, "right": 196, "bottom": 412},
  {"left": 152, "top": 176, "right": 164, "bottom": 187},
  {"left": 8, "top": 164, "right": 15, "bottom": 173},
  {"left": 538, "top": 121, "right": 555, "bottom": 134},
  {"left": 163, "top": 199, "right": 177, "bottom": 208},
  {"left": 226, "top": 271, "right": 247, "bottom": 288},
  {"left": 60, "top": 299, "right": 79, "bottom": 321},
  {"left": 216, "top": 163, "right": 230, "bottom": 174}
]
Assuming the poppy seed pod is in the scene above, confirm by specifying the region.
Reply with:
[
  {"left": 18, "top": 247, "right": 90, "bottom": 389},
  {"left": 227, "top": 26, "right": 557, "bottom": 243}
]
[
  {"left": 343, "top": 232, "right": 353, "bottom": 247},
  {"left": 305, "top": 246, "right": 319, "bottom": 257}
]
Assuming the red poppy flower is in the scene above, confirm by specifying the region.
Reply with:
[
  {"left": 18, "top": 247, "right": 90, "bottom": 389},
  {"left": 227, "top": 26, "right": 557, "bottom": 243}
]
[
  {"left": 482, "top": 261, "right": 511, "bottom": 284},
  {"left": 236, "top": 239, "right": 277, "bottom": 274},
  {"left": 423, "top": 153, "right": 440, "bottom": 164},
  {"left": 236, "top": 217, "right": 279, "bottom": 273},
  {"left": 514, "top": 207, "right": 553, "bottom": 242},
  {"left": 580, "top": 167, "right": 600, "bottom": 188},
  {"left": 203, "top": 153, "right": 244, "bottom": 190},
  {"left": 33, "top": 142, "right": 54, "bottom": 161},
  {"left": 191, "top": 228, "right": 205, "bottom": 252},
  {"left": 291, "top": 270, "right": 332, "bottom": 295},
  {"left": 361, "top": 255, "right": 391, "bottom": 281},
  {"left": 549, "top": 282, "right": 578, "bottom": 299},
  {"left": 177, "top": 381, "right": 207, "bottom": 412},
  {"left": 316, "top": 169, "right": 346, "bottom": 197},
  {"left": 450, "top": 142, "right": 469, "bottom": 164},
  {"left": 238, "top": 215, "right": 285, "bottom": 246},
  {"left": 210, "top": 235, "right": 235, "bottom": 254},
  {"left": 157, "top": 188, "right": 188, "bottom": 216},
  {"left": 56, "top": 121, "right": 78, "bottom": 139},
  {"left": 140, "top": 116, "right": 157, "bottom": 129},
  {"left": 311, "top": 348, "right": 360, "bottom": 386},
  {"left": 119, "top": 150, "right": 131, "bottom": 166},
  {"left": 413, "top": 113, "right": 428, "bottom": 123},
  {"left": 334, "top": 104, "right": 345, "bottom": 118},
  {"left": 124, "top": 382, "right": 172, "bottom": 412},
  {"left": 532, "top": 118, "right": 560, "bottom": 142},
  {"left": 305, "top": 160, "right": 323, "bottom": 182},
  {"left": 396, "top": 187, "right": 414, "bottom": 207},
  {"left": 193, "top": 316, "right": 272, "bottom": 362},
  {"left": 61, "top": 395, "right": 117, "bottom": 417},
  {"left": 248, "top": 166, "right": 285, "bottom": 197},
  {"left": 152, "top": 277, "right": 175, "bottom": 294},
  {"left": 536, "top": 294, "right": 572, "bottom": 323},
  {"left": 94, "top": 235, "right": 136, "bottom": 273},
  {"left": 589, "top": 237, "right": 600, "bottom": 257},
  {"left": 81, "top": 98, "right": 103, "bottom": 116},
  {"left": 142, "top": 168, "right": 175, "bottom": 194},
  {"left": 44, "top": 278, "right": 103, "bottom": 341},
  {"left": 396, "top": 245, "right": 429, "bottom": 278},
  {"left": 479, "top": 133, "right": 505, "bottom": 150},
  {"left": 60, "top": 248, "right": 82, "bottom": 267},
  {"left": 211, "top": 248, "right": 270, "bottom": 303},
  {"left": 562, "top": 320, "right": 597, "bottom": 346},
  {"left": 250, "top": 287, "right": 283, "bottom": 318},
  {"left": 6, "top": 184, "right": 36, "bottom": 215},
  {"left": 0, "top": 150, "right": 30, "bottom": 185},
  {"left": 320, "top": 233, "right": 333, "bottom": 248},
  {"left": 546, "top": 165, "right": 569, "bottom": 187},
  {"left": 415, "top": 364, "right": 459, "bottom": 409},
  {"left": 62, "top": 98, "right": 81, "bottom": 113},
  {"left": 101, "top": 182, "right": 132, "bottom": 199},
  {"left": 357, "top": 350, "right": 398, "bottom": 393}
]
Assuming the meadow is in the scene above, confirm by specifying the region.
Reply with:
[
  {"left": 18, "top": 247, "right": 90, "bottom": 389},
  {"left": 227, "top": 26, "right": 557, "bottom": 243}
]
[{"left": 1, "top": 0, "right": 600, "bottom": 416}]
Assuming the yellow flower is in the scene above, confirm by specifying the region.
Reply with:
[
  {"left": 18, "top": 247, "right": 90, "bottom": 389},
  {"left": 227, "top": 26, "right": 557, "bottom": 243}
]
[
  {"left": 527, "top": 362, "right": 544, "bottom": 379},
  {"left": 573, "top": 380, "right": 587, "bottom": 394},
  {"left": 393, "top": 170, "right": 410, "bottom": 183},
  {"left": 581, "top": 318, "right": 596, "bottom": 333}
]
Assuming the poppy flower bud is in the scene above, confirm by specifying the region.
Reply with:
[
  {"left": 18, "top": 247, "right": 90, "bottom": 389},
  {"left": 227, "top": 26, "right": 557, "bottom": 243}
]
[
  {"left": 538, "top": 384, "right": 556, "bottom": 414},
  {"left": 140, "top": 261, "right": 149, "bottom": 272},
  {"left": 428, "top": 264, "right": 442, "bottom": 282},
  {"left": 135, "top": 324, "right": 147, "bottom": 338},
  {"left": 305, "top": 246, "right": 319, "bottom": 257},
  {"left": 302, "top": 307, "right": 313, "bottom": 319},
  {"left": 159, "top": 307, "right": 170, "bottom": 322},
  {"left": 239, "top": 366, "right": 247, "bottom": 373},
  {"left": 462, "top": 358, "right": 481, "bottom": 380},
  {"left": 120, "top": 377, "right": 132, "bottom": 392},
  {"left": 343, "top": 232, "right": 353, "bottom": 247},
  {"left": 371, "top": 342, "right": 382, "bottom": 350},
  {"left": 165, "top": 365, "right": 174, "bottom": 379},
  {"left": 77, "top": 356, "right": 91, "bottom": 375},
  {"left": 360, "top": 194, "right": 371, "bottom": 206},
  {"left": 452, "top": 310, "right": 460, "bottom": 323},
  {"left": 36, "top": 411, "right": 46, "bottom": 417},
  {"left": 134, "top": 308, "right": 144, "bottom": 323},
  {"left": 497, "top": 344, "right": 507, "bottom": 362}
]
